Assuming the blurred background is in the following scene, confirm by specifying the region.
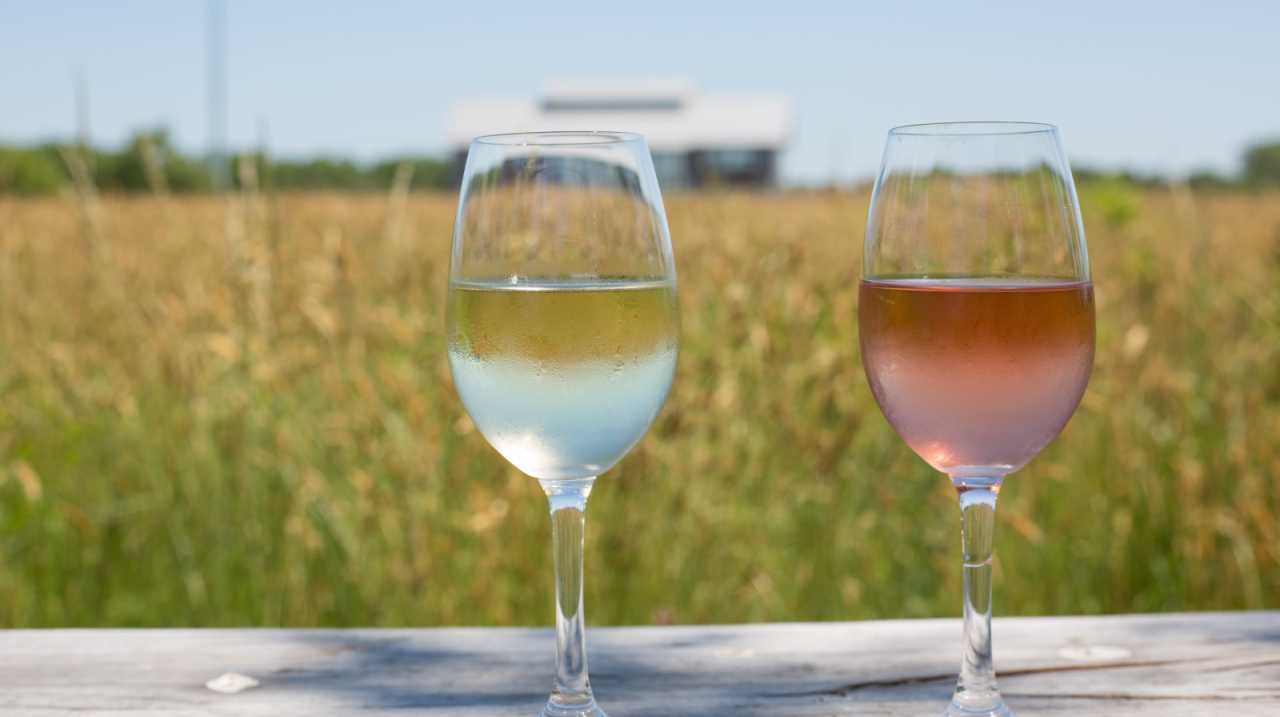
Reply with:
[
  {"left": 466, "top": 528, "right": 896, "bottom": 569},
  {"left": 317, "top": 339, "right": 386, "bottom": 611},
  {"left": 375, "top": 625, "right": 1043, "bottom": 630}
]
[{"left": 0, "top": 1, "right": 1276, "bottom": 627}]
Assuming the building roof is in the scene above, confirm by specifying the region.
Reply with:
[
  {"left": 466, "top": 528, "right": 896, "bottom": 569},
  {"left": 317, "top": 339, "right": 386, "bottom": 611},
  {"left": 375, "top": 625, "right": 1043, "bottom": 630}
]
[{"left": 448, "top": 80, "right": 792, "bottom": 153}]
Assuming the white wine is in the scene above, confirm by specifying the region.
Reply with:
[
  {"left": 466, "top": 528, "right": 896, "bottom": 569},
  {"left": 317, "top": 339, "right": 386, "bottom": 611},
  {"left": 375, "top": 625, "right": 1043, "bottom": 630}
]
[{"left": 447, "top": 278, "right": 678, "bottom": 481}]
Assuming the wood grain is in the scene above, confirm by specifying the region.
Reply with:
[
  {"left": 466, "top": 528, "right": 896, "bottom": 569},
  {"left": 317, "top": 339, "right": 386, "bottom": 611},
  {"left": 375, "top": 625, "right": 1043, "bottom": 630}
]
[{"left": 1, "top": 612, "right": 1276, "bottom": 715}]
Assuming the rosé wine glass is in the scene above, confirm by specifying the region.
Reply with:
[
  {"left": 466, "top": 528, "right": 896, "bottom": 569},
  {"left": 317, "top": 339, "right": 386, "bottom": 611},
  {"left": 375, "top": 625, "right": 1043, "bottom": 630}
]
[{"left": 859, "top": 122, "right": 1094, "bottom": 717}]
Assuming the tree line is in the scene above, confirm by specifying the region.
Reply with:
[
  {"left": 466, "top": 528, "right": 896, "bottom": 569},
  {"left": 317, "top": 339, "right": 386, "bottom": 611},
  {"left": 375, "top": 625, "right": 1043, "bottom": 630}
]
[
  {"left": 2, "top": 129, "right": 1279, "bottom": 195},
  {"left": 0, "top": 129, "right": 453, "bottom": 196},
  {"left": 1069, "top": 141, "right": 1280, "bottom": 190}
]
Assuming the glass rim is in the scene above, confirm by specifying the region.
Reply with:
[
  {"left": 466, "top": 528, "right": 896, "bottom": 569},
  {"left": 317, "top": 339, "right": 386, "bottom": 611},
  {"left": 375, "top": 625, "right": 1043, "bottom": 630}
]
[
  {"left": 472, "top": 130, "right": 645, "bottom": 147},
  {"left": 889, "top": 121, "right": 1058, "bottom": 137}
]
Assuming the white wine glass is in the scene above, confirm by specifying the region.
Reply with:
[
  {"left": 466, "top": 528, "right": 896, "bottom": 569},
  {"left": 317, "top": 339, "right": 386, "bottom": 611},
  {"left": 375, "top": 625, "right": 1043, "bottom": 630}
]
[
  {"left": 859, "top": 122, "right": 1095, "bottom": 716},
  {"left": 447, "top": 131, "right": 678, "bottom": 717}
]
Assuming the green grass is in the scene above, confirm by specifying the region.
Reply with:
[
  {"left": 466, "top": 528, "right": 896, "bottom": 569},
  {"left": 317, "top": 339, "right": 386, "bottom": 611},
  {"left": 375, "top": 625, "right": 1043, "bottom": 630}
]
[{"left": 0, "top": 188, "right": 1276, "bottom": 627}]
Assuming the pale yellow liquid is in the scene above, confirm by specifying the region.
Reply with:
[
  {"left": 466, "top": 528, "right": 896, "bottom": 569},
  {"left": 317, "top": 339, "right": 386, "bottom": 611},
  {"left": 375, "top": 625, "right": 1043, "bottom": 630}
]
[{"left": 447, "top": 279, "right": 678, "bottom": 480}]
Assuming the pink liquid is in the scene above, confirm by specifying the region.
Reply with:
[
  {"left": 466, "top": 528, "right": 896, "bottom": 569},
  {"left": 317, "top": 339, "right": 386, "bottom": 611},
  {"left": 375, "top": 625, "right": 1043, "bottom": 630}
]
[{"left": 859, "top": 278, "right": 1094, "bottom": 475}]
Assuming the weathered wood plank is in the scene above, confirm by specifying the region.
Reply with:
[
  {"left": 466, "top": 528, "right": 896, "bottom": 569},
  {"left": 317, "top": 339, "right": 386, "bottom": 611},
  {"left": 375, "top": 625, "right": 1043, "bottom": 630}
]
[{"left": 1, "top": 612, "right": 1277, "bottom": 715}]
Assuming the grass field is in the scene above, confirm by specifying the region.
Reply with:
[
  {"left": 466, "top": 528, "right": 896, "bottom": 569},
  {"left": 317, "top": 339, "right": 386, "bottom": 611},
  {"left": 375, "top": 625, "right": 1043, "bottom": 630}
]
[{"left": 0, "top": 186, "right": 1276, "bottom": 627}]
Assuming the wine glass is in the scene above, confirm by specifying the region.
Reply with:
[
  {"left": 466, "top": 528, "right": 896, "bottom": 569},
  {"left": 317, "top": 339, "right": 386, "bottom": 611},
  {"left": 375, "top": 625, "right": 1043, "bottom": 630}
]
[
  {"left": 447, "top": 131, "right": 678, "bottom": 717},
  {"left": 859, "top": 122, "right": 1094, "bottom": 717}
]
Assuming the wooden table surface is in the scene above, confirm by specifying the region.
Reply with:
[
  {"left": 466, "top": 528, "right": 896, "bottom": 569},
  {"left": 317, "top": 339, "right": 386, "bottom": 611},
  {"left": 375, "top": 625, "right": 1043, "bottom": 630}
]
[{"left": 2, "top": 612, "right": 1277, "bottom": 715}]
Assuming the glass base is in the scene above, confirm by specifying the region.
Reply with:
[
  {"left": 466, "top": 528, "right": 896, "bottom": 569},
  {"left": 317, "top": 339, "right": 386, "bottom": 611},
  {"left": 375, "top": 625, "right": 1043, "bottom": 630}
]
[
  {"left": 541, "top": 697, "right": 607, "bottom": 717},
  {"left": 944, "top": 698, "right": 1013, "bottom": 717}
]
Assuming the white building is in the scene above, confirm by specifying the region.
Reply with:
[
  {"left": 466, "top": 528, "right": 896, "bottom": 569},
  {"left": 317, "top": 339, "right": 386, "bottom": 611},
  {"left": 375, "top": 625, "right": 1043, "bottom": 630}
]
[{"left": 447, "top": 79, "right": 793, "bottom": 188}]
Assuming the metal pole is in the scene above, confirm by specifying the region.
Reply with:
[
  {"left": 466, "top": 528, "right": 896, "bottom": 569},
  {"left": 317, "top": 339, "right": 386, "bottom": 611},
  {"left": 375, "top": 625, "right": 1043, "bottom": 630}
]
[{"left": 207, "top": 0, "right": 229, "bottom": 190}]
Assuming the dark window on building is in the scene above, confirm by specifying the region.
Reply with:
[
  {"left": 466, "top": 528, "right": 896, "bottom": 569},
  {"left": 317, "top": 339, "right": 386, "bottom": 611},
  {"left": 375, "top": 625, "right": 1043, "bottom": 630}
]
[{"left": 652, "top": 153, "right": 690, "bottom": 190}]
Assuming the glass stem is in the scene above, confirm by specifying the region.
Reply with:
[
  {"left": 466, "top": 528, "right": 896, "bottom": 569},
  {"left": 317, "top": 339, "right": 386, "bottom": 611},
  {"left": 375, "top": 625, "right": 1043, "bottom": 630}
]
[
  {"left": 543, "top": 478, "right": 598, "bottom": 716},
  {"left": 950, "top": 476, "right": 1008, "bottom": 715}
]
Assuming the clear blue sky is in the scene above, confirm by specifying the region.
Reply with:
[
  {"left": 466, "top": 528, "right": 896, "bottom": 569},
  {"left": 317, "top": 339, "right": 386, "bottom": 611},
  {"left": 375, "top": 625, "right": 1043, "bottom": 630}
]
[{"left": 3, "top": 0, "right": 1277, "bottom": 184}]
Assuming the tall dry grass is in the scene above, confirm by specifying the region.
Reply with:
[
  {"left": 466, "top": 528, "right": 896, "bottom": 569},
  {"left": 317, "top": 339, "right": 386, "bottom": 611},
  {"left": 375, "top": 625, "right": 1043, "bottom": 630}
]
[{"left": 0, "top": 185, "right": 1276, "bottom": 626}]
